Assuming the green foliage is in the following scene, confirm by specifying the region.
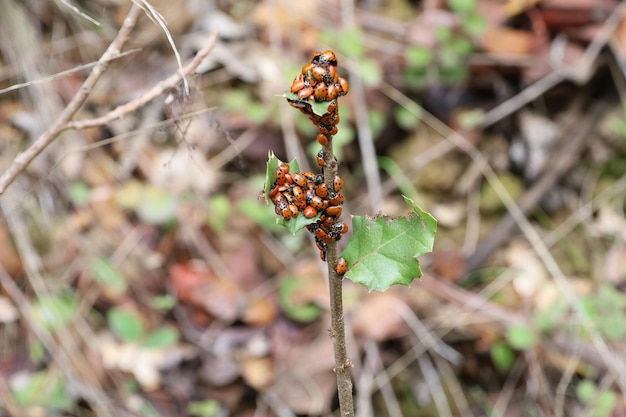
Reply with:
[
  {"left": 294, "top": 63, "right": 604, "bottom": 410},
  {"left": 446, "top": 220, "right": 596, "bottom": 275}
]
[
  {"left": 91, "top": 256, "right": 127, "bottom": 296},
  {"left": 447, "top": 0, "right": 476, "bottom": 14},
  {"left": 108, "top": 307, "right": 145, "bottom": 343},
  {"left": 490, "top": 342, "right": 514, "bottom": 372},
  {"left": 189, "top": 399, "right": 221, "bottom": 417},
  {"left": 279, "top": 276, "right": 321, "bottom": 322},
  {"left": 340, "top": 196, "right": 437, "bottom": 292},
  {"left": 505, "top": 325, "right": 537, "bottom": 350},
  {"left": 13, "top": 370, "right": 73, "bottom": 411},
  {"left": 577, "top": 380, "right": 617, "bottom": 417},
  {"left": 405, "top": 1, "right": 486, "bottom": 87},
  {"left": 32, "top": 294, "right": 78, "bottom": 330},
  {"left": 141, "top": 326, "right": 179, "bottom": 348},
  {"left": 337, "top": 27, "right": 366, "bottom": 58},
  {"left": 358, "top": 58, "right": 383, "bottom": 86},
  {"left": 68, "top": 181, "right": 90, "bottom": 206},
  {"left": 580, "top": 284, "right": 626, "bottom": 340},
  {"left": 224, "top": 90, "right": 271, "bottom": 123},
  {"left": 207, "top": 194, "right": 231, "bottom": 232},
  {"left": 150, "top": 294, "right": 176, "bottom": 311},
  {"left": 395, "top": 105, "right": 422, "bottom": 130}
]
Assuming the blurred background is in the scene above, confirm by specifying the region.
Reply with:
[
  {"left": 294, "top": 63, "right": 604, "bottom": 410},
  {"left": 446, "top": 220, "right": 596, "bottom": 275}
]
[{"left": 1, "top": 0, "right": 626, "bottom": 416}]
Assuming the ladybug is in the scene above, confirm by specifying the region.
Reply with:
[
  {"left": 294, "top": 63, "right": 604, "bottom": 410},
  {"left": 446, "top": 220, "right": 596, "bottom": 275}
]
[
  {"left": 336, "top": 258, "right": 347, "bottom": 275},
  {"left": 326, "top": 83, "right": 339, "bottom": 101},
  {"left": 315, "top": 173, "right": 324, "bottom": 185},
  {"left": 276, "top": 163, "right": 290, "bottom": 184},
  {"left": 303, "top": 205, "right": 318, "bottom": 218},
  {"left": 331, "top": 222, "right": 348, "bottom": 236},
  {"left": 325, "top": 205, "right": 342, "bottom": 218},
  {"left": 310, "top": 195, "right": 327, "bottom": 210},
  {"left": 292, "top": 185, "right": 304, "bottom": 200},
  {"left": 328, "top": 191, "right": 344, "bottom": 205},
  {"left": 274, "top": 200, "right": 288, "bottom": 215},
  {"left": 290, "top": 75, "right": 306, "bottom": 93},
  {"left": 313, "top": 50, "right": 337, "bottom": 67},
  {"left": 314, "top": 83, "right": 328, "bottom": 102},
  {"left": 319, "top": 249, "right": 326, "bottom": 262},
  {"left": 327, "top": 100, "right": 338, "bottom": 114},
  {"left": 338, "top": 77, "right": 349, "bottom": 95},
  {"left": 315, "top": 239, "right": 327, "bottom": 253},
  {"left": 288, "top": 203, "right": 299, "bottom": 218},
  {"left": 320, "top": 215, "right": 334, "bottom": 229},
  {"left": 315, "top": 183, "right": 329, "bottom": 198},
  {"left": 298, "top": 86, "right": 314, "bottom": 100},
  {"left": 317, "top": 133, "right": 329, "bottom": 146},
  {"left": 311, "top": 66, "right": 326, "bottom": 82},
  {"left": 292, "top": 173, "right": 307, "bottom": 188},
  {"left": 333, "top": 176, "right": 344, "bottom": 192},
  {"left": 305, "top": 187, "right": 315, "bottom": 204},
  {"left": 316, "top": 152, "right": 325, "bottom": 167},
  {"left": 281, "top": 206, "right": 292, "bottom": 220},
  {"left": 327, "top": 65, "right": 338, "bottom": 83},
  {"left": 301, "top": 62, "right": 314, "bottom": 75}
]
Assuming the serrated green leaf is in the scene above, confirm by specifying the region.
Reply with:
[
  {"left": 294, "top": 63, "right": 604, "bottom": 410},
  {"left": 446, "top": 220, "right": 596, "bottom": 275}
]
[
  {"left": 341, "top": 196, "right": 437, "bottom": 291},
  {"left": 90, "top": 256, "right": 127, "bottom": 296},
  {"left": 263, "top": 152, "right": 300, "bottom": 201},
  {"left": 107, "top": 307, "right": 145, "bottom": 343}
]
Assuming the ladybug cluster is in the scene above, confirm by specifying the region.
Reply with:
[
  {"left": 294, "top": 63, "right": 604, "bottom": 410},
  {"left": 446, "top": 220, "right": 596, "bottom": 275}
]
[
  {"left": 269, "top": 163, "right": 348, "bottom": 262},
  {"left": 288, "top": 50, "right": 349, "bottom": 146}
]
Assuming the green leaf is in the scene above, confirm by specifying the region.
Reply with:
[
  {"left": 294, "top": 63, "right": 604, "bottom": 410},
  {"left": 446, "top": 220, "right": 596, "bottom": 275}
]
[
  {"left": 278, "top": 276, "right": 321, "bottom": 322},
  {"left": 505, "top": 325, "right": 537, "bottom": 350},
  {"left": 13, "top": 370, "right": 73, "bottom": 411},
  {"left": 338, "top": 27, "right": 366, "bottom": 58},
  {"left": 596, "top": 391, "right": 617, "bottom": 417},
  {"left": 462, "top": 13, "right": 487, "bottom": 36},
  {"left": 490, "top": 342, "right": 515, "bottom": 372},
  {"left": 188, "top": 399, "right": 220, "bottom": 417},
  {"left": 68, "top": 181, "right": 90, "bottom": 206},
  {"left": 107, "top": 307, "right": 145, "bottom": 343},
  {"left": 448, "top": 0, "right": 476, "bottom": 14},
  {"left": 358, "top": 58, "right": 382, "bottom": 86},
  {"left": 150, "top": 295, "right": 176, "bottom": 311},
  {"left": 142, "top": 326, "right": 179, "bottom": 349},
  {"left": 394, "top": 106, "right": 422, "bottom": 130},
  {"left": 90, "top": 256, "right": 127, "bottom": 296},
  {"left": 32, "top": 294, "right": 78, "bottom": 330},
  {"left": 341, "top": 196, "right": 437, "bottom": 291},
  {"left": 406, "top": 46, "right": 432, "bottom": 68},
  {"left": 263, "top": 152, "right": 300, "bottom": 201},
  {"left": 576, "top": 379, "right": 596, "bottom": 402},
  {"left": 208, "top": 194, "right": 231, "bottom": 232}
]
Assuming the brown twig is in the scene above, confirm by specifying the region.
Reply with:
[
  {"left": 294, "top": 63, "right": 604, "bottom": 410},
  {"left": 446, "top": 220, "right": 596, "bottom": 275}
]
[
  {"left": 0, "top": 5, "right": 218, "bottom": 194},
  {"left": 322, "top": 137, "right": 355, "bottom": 417}
]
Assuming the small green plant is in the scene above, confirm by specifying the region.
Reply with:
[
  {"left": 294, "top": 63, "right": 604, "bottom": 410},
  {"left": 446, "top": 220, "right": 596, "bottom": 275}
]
[
  {"left": 405, "top": 0, "right": 486, "bottom": 87},
  {"left": 264, "top": 50, "right": 437, "bottom": 417}
]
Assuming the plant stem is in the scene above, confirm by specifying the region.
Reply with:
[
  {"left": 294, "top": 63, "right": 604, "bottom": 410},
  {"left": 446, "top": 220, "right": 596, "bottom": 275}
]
[{"left": 323, "top": 139, "right": 354, "bottom": 417}]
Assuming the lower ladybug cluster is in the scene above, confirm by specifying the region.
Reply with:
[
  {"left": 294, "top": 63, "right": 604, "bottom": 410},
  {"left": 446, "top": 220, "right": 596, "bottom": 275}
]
[
  {"left": 269, "top": 163, "right": 347, "bottom": 261},
  {"left": 288, "top": 50, "right": 348, "bottom": 146}
]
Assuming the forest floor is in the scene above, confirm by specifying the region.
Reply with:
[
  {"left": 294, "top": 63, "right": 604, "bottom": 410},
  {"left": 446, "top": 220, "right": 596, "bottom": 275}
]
[{"left": 1, "top": 1, "right": 626, "bottom": 416}]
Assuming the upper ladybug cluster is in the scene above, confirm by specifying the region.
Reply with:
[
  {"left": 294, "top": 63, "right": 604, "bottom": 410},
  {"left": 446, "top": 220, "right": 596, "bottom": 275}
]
[
  {"left": 269, "top": 163, "right": 347, "bottom": 261},
  {"left": 288, "top": 50, "right": 349, "bottom": 146}
]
